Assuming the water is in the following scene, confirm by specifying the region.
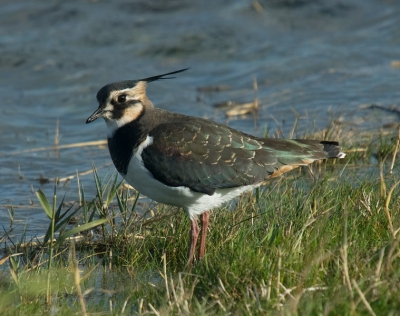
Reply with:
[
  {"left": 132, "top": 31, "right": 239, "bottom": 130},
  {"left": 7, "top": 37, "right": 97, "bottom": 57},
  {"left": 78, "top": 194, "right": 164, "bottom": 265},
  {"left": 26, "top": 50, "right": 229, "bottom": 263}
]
[{"left": 0, "top": 0, "right": 399, "bottom": 240}]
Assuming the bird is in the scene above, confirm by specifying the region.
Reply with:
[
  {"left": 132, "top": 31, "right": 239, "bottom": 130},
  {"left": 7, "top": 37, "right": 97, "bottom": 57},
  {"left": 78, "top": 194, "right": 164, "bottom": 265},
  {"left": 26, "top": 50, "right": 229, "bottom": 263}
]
[{"left": 86, "top": 69, "right": 345, "bottom": 264}]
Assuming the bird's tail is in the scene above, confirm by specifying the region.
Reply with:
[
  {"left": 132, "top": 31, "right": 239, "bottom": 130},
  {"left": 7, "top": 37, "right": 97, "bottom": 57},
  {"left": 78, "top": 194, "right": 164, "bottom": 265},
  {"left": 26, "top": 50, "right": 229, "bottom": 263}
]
[
  {"left": 292, "top": 139, "right": 346, "bottom": 160},
  {"left": 320, "top": 141, "right": 346, "bottom": 159}
]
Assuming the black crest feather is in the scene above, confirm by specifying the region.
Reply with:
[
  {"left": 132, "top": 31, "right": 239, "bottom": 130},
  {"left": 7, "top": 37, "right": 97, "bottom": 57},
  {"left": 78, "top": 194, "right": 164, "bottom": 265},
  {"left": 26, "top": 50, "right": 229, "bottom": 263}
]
[{"left": 140, "top": 68, "right": 189, "bottom": 83}]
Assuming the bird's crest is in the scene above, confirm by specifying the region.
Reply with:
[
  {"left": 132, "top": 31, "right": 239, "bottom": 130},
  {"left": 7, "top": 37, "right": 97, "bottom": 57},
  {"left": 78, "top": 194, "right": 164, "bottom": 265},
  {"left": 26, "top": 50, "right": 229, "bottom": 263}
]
[{"left": 139, "top": 68, "right": 189, "bottom": 83}]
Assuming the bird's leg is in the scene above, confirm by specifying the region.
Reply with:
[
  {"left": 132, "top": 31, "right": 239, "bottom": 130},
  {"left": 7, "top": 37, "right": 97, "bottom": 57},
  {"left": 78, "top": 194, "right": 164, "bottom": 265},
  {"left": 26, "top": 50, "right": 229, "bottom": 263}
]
[
  {"left": 188, "top": 219, "right": 200, "bottom": 264},
  {"left": 198, "top": 211, "right": 210, "bottom": 260}
]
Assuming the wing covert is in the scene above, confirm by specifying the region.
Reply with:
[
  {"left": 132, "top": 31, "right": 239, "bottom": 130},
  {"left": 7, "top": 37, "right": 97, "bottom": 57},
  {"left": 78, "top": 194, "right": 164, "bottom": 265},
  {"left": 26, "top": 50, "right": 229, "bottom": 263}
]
[{"left": 141, "top": 120, "right": 276, "bottom": 195}]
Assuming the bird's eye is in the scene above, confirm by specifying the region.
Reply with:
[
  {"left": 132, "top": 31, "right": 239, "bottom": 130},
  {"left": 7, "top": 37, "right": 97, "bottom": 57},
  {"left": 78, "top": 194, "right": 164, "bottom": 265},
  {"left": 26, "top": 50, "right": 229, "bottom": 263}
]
[{"left": 117, "top": 94, "right": 127, "bottom": 103}]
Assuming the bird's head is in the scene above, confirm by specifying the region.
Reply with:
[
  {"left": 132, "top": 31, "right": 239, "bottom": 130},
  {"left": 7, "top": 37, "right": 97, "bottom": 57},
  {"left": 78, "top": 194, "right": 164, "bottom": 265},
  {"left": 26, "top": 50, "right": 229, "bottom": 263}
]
[{"left": 86, "top": 68, "right": 188, "bottom": 136}]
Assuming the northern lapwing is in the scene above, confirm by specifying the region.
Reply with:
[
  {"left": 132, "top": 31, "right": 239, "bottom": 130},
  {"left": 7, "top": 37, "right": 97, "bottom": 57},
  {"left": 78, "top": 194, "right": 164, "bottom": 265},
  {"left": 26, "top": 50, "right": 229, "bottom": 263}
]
[{"left": 86, "top": 69, "right": 345, "bottom": 264}]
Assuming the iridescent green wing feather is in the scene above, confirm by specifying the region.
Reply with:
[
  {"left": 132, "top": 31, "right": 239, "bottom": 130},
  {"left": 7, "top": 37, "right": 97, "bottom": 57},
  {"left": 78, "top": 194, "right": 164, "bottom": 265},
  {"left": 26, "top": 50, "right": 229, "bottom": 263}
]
[{"left": 142, "top": 118, "right": 338, "bottom": 195}]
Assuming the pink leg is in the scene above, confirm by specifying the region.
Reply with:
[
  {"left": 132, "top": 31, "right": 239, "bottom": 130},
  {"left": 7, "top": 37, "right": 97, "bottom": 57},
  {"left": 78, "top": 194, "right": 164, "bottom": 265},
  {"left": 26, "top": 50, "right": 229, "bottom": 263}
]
[
  {"left": 198, "top": 211, "right": 210, "bottom": 260},
  {"left": 188, "top": 219, "right": 200, "bottom": 264}
]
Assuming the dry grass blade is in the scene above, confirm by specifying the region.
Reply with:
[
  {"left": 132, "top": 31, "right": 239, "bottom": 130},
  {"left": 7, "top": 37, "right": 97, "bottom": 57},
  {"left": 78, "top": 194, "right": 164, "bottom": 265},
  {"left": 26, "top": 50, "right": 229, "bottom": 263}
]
[
  {"left": 389, "top": 127, "right": 400, "bottom": 174},
  {"left": 70, "top": 242, "right": 88, "bottom": 316},
  {"left": 3, "top": 140, "right": 107, "bottom": 156},
  {"left": 351, "top": 279, "right": 377, "bottom": 316},
  {"left": 58, "top": 163, "right": 113, "bottom": 182},
  {"left": 384, "top": 180, "right": 400, "bottom": 238},
  {"left": 0, "top": 253, "right": 23, "bottom": 266}
]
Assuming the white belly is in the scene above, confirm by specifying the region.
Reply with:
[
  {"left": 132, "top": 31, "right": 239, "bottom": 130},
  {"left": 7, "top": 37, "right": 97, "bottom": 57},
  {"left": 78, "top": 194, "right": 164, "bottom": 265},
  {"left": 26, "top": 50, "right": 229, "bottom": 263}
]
[{"left": 123, "top": 138, "right": 260, "bottom": 220}]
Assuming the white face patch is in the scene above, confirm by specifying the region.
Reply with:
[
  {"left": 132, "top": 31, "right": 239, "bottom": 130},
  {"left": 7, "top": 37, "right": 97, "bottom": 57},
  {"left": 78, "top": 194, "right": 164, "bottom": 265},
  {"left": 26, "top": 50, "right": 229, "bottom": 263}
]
[
  {"left": 104, "top": 102, "right": 144, "bottom": 137},
  {"left": 102, "top": 85, "right": 147, "bottom": 137},
  {"left": 123, "top": 105, "right": 144, "bottom": 122}
]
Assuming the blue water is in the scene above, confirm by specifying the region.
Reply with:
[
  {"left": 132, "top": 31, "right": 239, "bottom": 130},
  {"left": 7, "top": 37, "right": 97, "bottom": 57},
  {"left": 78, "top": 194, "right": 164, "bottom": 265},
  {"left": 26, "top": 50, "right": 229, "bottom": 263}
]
[{"left": 0, "top": 0, "right": 399, "bottom": 240}]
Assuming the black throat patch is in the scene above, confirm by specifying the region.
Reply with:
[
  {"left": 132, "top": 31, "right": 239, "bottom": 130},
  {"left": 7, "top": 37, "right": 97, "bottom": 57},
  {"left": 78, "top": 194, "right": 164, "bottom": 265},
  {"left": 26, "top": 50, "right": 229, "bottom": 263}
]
[{"left": 107, "top": 121, "right": 147, "bottom": 175}]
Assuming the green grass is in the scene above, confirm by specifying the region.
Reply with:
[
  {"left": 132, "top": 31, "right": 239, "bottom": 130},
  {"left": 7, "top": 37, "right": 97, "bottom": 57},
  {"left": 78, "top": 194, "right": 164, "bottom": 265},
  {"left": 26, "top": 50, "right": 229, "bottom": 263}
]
[{"left": 1, "top": 131, "right": 400, "bottom": 315}]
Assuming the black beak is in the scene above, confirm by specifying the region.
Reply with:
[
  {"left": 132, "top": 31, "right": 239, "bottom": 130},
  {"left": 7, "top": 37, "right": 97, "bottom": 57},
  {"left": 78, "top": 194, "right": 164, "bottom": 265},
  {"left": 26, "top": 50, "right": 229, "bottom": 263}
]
[{"left": 86, "top": 107, "right": 104, "bottom": 124}]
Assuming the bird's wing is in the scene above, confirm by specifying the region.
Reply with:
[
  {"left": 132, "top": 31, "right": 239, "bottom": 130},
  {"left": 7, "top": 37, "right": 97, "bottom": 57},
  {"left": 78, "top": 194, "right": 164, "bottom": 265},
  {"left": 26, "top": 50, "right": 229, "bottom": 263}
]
[{"left": 142, "top": 119, "right": 336, "bottom": 195}]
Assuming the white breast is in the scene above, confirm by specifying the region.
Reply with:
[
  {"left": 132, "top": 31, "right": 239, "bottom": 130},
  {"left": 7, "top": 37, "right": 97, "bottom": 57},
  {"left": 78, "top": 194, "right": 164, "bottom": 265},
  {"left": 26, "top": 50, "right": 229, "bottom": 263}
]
[{"left": 122, "top": 135, "right": 260, "bottom": 220}]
